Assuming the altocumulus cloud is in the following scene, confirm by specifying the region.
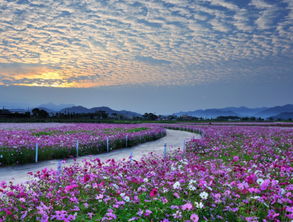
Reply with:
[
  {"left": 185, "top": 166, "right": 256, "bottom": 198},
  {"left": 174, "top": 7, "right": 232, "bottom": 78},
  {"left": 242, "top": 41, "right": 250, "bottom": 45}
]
[
  {"left": 0, "top": 0, "right": 292, "bottom": 87},
  {"left": 135, "top": 56, "right": 172, "bottom": 65}
]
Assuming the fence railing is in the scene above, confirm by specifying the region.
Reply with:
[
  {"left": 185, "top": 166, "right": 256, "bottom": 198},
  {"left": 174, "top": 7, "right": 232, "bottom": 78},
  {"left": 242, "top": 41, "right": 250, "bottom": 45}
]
[{"left": 0, "top": 130, "right": 167, "bottom": 166}]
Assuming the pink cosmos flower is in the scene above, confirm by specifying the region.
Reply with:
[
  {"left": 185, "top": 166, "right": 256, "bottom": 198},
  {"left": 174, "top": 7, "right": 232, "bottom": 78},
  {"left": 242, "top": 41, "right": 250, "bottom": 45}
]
[
  {"left": 181, "top": 202, "right": 193, "bottom": 211},
  {"left": 286, "top": 206, "right": 293, "bottom": 213},
  {"left": 173, "top": 192, "right": 180, "bottom": 198},
  {"left": 64, "top": 184, "right": 78, "bottom": 192},
  {"left": 144, "top": 209, "right": 152, "bottom": 216},
  {"left": 267, "top": 209, "right": 279, "bottom": 220},
  {"left": 190, "top": 213, "right": 199, "bottom": 222},
  {"left": 150, "top": 188, "right": 158, "bottom": 197},
  {"left": 233, "top": 156, "right": 239, "bottom": 162},
  {"left": 83, "top": 174, "right": 91, "bottom": 183},
  {"left": 87, "top": 212, "right": 94, "bottom": 219},
  {"left": 137, "top": 209, "right": 143, "bottom": 216},
  {"left": 260, "top": 179, "right": 270, "bottom": 191},
  {"left": 245, "top": 174, "right": 257, "bottom": 184}
]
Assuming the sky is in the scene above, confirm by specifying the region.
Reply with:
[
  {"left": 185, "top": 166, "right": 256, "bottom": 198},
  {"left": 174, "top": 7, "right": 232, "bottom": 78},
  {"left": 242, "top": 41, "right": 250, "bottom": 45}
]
[{"left": 0, "top": 0, "right": 292, "bottom": 114}]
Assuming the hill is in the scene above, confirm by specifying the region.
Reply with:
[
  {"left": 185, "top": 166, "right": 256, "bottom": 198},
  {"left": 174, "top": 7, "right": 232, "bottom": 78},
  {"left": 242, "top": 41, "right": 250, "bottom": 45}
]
[
  {"left": 59, "top": 106, "right": 141, "bottom": 119},
  {"left": 174, "top": 104, "right": 293, "bottom": 119}
]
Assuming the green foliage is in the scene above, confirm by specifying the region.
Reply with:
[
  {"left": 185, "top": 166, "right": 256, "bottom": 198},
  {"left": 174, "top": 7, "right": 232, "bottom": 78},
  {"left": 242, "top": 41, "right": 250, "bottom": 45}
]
[{"left": 126, "top": 127, "right": 149, "bottom": 133}]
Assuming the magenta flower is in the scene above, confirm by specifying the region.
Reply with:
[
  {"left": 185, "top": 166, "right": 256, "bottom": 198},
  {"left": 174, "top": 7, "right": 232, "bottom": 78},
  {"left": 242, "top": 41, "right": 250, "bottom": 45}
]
[
  {"left": 233, "top": 156, "right": 239, "bottom": 162},
  {"left": 173, "top": 192, "right": 180, "bottom": 198},
  {"left": 190, "top": 213, "right": 199, "bottom": 222},
  {"left": 144, "top": 209, "right": 152, "bottom": 216},
  {"left": 64, "top": 184, "right": 78, "bottom": 192},
  {"left": 260, "top": 179, "right": 270, "bottom": 191},
  {"left": 181, "top": 202, "right": 193, "bottom": 211},
  {"left": 83, "top": 174, "right": 91, "bottom": 183},
  {"left": 267, "top": 209, "right": 279, "bottom": 220},
  {"left": 150, "top": 188, "right": 158, "bottom": 197},
  {"left": 245, "top": 174, "right": 257, "bottom": 184}
]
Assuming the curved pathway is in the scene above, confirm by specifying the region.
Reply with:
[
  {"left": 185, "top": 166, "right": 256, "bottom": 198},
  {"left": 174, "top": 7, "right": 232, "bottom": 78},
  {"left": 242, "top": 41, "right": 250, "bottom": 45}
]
[{"left": 0, "top": 129, "right": 200, "bottom": 184}]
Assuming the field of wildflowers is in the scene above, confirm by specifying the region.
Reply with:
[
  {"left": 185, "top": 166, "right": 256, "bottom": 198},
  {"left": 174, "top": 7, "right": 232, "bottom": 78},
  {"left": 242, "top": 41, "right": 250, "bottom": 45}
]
[
  {"left": 0, "top": 123, "right": 292, "bottom": 221},
  {"left": 0, "top": 123, "right": 166, "bottom": 166}
]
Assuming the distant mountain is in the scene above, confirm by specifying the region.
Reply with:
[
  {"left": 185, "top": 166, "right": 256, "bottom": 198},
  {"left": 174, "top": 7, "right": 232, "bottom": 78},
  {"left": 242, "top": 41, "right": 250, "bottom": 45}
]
[
  {"left": 7, "top": 108, "right": 28, "bottom": 113},
  {"left": 270, "top": 112, "right": 293, "bottom": 120},
  {"left": 117, "top": 110, "right": 142, "bottom": 118},
  {"left": 0, "top": 102, "right": 30, "bottom": 110},
  {"left": 174, "top": 109, "right": 238, "bottom": 119},
  {"left": 38, "top": 103, "right": 75, "bottom": 112},
  {"left": 90, "top": 106, "right": 116, "bottom": 114},
  {"left": 255, "top": 104, "right": 293, "bottom": 118},
  {"left": 60, "top": 106, "right": 90, "bottom": 114},
  {"left": 174, "top": 104, "right": 293, "bottom": 119},
  {"left": 59, "top": 106, "right": 141, "bottom": 118},
  {"left": 219, "top": 107, "right": 267, "bottom": 117}
]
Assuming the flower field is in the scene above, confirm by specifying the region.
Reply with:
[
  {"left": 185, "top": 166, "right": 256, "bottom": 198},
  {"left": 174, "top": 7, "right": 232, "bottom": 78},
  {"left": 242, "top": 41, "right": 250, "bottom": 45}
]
[
  {"left": 0, "top": 124, "right": 292, "bottom": 221},
  {"left": 0, "top": 123, "right": 166, "bottom": 166}
]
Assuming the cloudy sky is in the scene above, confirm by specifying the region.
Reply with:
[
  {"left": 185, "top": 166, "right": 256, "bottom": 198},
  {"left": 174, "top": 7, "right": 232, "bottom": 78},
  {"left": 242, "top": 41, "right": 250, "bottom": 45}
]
[{"left": 0, "top": 0, "right": 292, "bottom": 114}]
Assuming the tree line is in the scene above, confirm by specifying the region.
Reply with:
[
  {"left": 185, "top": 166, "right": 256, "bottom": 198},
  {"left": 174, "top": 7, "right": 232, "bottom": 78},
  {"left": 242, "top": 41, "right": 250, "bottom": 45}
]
[{"left": 0, "top": 108, "right": 270, "bottom": 122}]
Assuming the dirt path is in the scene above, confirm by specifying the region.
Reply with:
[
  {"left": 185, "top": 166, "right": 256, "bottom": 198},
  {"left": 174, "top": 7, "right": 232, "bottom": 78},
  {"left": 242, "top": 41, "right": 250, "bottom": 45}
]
[{"left": 0, "top": 129, "right": 200, "bottom": 184}]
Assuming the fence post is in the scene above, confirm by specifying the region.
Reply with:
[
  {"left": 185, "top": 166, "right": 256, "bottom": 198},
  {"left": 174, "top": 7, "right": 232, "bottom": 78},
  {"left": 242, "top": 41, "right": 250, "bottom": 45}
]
[
  {"left": 106, "top": 137, "right": 109, "bottom": 152},
  {"left": 164, "top": 143, "right": 167, "bottom": 159},
  {"left": 183, "top": 140, "right": 186, "bottom": 158},
  {"left": 57, "top": 160, "right": 62, "bottom": 176},
  {"left": 76, "top": 140, "right": 79, "bottom": 157},
  {"left": 183, "top": 139, "right": 186, "bottom": 153},
  {"left": 126, "top": 135, "right": 128, "bottom": 148},
  {"left": 35, "top": 143, "right": 38, "bottom": 163}
]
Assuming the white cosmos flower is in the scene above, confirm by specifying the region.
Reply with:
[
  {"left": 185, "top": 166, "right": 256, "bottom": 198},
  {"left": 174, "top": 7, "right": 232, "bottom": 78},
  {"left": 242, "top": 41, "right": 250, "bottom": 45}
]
[
  {"left": 123, "top": 196, "right": 130, "bottom": 202},
  {"left": 254, "top": 170, "right": 261, "bottom": 175},
  {"left": 180, "top": 159, "right": 188, "bottom": 165},
  {"left": 171, "top": 166, "right": 177, "bottom": 171},
  {"left": 173, "top": 181, "right": 181, "bottom": 189},
  {"left": 199, "top": 191, "right": 209, "bottom": 200},
  {"left": 189, "top": 179, "right": 197, "bottom": 185},
  {"left": 188, "top": 184, "right": 196, "bottom": 191},
  {"left": 257, "top": 178, "right": 264, "bottom": 185},
  {"left": 112, "top": 184, "right": 119, "bottom": 189},
  {"left": 162, "top": 187, "right": 169, "bottom": 193},
  {"left": 195, "top": 201, "right": 204, "bottom": 209}
]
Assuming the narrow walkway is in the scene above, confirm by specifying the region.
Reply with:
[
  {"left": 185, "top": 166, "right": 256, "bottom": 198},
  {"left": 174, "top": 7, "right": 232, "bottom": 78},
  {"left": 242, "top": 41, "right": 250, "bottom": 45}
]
[{"left": 0, "top": 129, "right": 200, "bottom": 184}]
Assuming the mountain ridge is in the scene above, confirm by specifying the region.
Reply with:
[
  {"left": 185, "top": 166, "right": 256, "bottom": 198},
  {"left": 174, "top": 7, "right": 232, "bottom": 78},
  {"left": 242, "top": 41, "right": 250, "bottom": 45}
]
[
  {"left": 174, "top": 104, "right": 293, "bottom": 119},
  {"left": 59, "top": 105, "right": 142, "bottom": 118}
]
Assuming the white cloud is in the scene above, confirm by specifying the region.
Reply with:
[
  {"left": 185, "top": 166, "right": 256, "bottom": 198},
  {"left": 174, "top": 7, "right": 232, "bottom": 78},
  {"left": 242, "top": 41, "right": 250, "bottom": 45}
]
[
  {"left": 0, "top": 0, "right": 292, "bottom": 87},
  {"left": 249, "top": 0, "right": 280, "bottom": 30},
  {"left": 250, "top": 0, "right": 272, "bottom": 9},
  {"left": 206, "top": 0, "right": 239, "bottom": 11}
]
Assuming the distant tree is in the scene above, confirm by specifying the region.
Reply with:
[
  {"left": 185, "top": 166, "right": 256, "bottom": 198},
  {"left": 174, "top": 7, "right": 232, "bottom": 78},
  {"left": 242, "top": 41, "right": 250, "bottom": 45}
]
[
  {"left": 0, "top": 109, "right": 11, "bottom": 114},
  {"left": 95, "top": 111, "right": 108, "bottom": 120},
  {"left": 143, "top": 113, "right": 158, "bottom": 120},
  {"left": 177, "top": 115, "right": 199, "bottom": 121},
  {"left": 167, "top": 115, "right": 177, "bottom": 120},
  {"left": 216, "top": 116, "right": 240, "bottom": 121},
  {"left": 32, "top": 108, "right": 49, "bottom": 118}
]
